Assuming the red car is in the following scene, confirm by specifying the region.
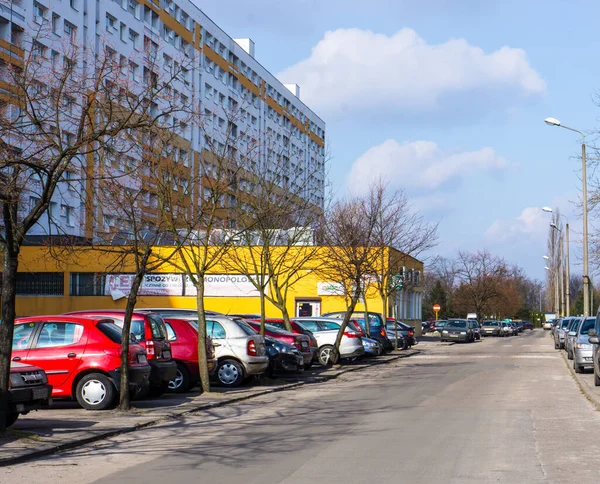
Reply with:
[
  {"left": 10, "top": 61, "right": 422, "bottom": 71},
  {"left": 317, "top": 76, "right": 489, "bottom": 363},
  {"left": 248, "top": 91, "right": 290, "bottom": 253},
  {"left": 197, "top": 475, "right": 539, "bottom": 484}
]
[
  {"left": 256, "top": 318, "right": 318, "bottom": 369},
  {"left": 244, "top": 320, "right": 313, "bottom": 368},
  {"left": 162, "top": 318, "right": 217, "bottom": 393},
  {"left": 12, "top": 316, "right": 151, "bottom": 410},
  {"left": 66, "top": 310, "right": 177, "bottom": 397}
]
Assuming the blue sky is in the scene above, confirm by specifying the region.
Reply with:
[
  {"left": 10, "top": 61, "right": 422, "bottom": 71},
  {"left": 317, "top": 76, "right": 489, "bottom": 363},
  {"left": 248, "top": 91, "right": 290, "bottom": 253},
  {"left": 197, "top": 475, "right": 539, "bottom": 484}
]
[{"left": 199, "top": 0, "right": 600, "bottom": 281}]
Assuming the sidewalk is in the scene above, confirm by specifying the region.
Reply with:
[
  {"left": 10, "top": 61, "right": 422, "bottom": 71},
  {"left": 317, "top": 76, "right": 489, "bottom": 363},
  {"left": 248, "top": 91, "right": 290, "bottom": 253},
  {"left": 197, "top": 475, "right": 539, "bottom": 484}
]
[
  {"left": 0, "top": 349, "right": 419, "bottom": 466},
  {"left": 562, "top": 351, "right": 600, "bottom": 411}
]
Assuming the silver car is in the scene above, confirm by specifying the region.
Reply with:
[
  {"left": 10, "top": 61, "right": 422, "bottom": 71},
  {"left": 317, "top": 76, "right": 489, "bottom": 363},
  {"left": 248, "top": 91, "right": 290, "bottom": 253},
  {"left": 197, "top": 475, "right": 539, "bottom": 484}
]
[
  {"left": 565, "top": 317, "right": 583, "bottom": 359},
  {"left": 554, "top": 318, "right": 572, "bottom": 349},
  {"left": 573, "top": 317, "right": 596, "bottom": 373}
]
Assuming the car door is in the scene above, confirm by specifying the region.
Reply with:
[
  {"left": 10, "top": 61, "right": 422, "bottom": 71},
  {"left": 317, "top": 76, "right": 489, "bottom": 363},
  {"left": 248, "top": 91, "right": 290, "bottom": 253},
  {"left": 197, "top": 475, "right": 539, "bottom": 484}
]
[
  {"left": 11, "top": 322, "right": 40, "bottom": 362},
  {"left": 24, "top": 321, "right": 88, "bottom": 388},
  {"left": 206, "top": 320, "right": 228, "bottom": 358}
]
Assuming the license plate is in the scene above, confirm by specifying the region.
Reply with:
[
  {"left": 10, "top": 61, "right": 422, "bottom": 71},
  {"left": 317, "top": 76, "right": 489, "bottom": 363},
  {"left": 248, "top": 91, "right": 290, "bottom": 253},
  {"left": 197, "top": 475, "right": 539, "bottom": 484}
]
[
  {"left": 137, "top": 354, "right": 148, "bottom": 364},
  {"left": 32, "top": 387, "right": 50, "bottom": 400},
  {"left": 301, "top": 341, "right": 308, "bottom": 349},
  {"left": 162, "top": 351, "right": 171, "bottom": 359},
  {"left": 585, "top": 357, "right": 593, "bottom": 362},
  {"left": 450, "top": 334, "right": 459, "bottom": 337}
]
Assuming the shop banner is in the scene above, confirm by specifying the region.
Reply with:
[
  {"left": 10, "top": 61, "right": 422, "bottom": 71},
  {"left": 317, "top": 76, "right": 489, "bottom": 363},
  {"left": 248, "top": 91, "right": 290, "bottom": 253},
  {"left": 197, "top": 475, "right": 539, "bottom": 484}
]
[
  {"left": 185, "top": 274, "right": 266, "bottom": 297},
  {"left": 317, "top": 282, "right": 346, "bottom": 296},
  {"left": 105, "top": 274, "right": 184, "bottom": 300}
]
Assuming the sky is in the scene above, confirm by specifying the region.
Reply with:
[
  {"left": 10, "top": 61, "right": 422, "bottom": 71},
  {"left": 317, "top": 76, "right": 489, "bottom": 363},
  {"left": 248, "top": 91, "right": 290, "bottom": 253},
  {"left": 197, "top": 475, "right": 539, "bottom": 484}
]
[{"left": 197, "top": 0, "right": 600, "bottom": 281}]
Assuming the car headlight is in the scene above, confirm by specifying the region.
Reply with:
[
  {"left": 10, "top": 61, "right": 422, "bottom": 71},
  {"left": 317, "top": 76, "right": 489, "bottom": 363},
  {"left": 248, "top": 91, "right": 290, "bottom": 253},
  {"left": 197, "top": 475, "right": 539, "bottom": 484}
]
[
  {"left": 9, "top": 373, "right": 23, "bottom": 388},
  {"left": 576, "top": 343, "right": 592, "bottom": 349},
  {"left": 442, "top": 330, "right": 448, "bottom": 333},
  {"left": 460, "top": 331, "right": 466, "bottom": 335}
]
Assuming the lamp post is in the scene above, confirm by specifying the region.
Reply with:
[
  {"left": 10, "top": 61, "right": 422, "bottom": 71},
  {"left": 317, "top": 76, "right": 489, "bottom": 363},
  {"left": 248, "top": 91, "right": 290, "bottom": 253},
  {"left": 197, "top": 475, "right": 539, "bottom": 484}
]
[
  {"left": 544, "top": 118, "right": 589, "bottom": 316},
  {"left": 544, "top": 263, "right": 559, "bottom": 318},
  {"left": 543, "top": 207, "right": 570, "bottom": 316},
  {"left": 549, "top": 220, "right": 568, "bottom": 317}
]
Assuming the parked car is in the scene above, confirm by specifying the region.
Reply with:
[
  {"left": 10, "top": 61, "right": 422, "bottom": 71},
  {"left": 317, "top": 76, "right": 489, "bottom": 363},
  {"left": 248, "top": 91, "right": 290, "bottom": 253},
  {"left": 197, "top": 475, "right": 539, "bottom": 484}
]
[
  {"left": 137, "top": 308, "right": 223, "bottom": 317},
  {"left": 513, "top": 321, "right": 525, "bottom": 333},
  {"left": 7, "top": 362, "right": 52, "bottom": 427},
  {"left": 440, "top": 319, "right": 475, "bottom": 343},
  {"left": 554, "top": 318, "right": 573, "bottom": 349},
  {"left": 471, "top": 322, "right": 482, "bottom": 340},
  {"left": 385, "top": 319, "right": 415, "bottom": 349},
  {"left": 499, "top": 321, "right": 513, "bottom": 337},
  {"left": 565, "top": 317, "right": 583, "bottom": 359},
  {"left": 12, "top": 316, "right": 151, "bottom": 410},
  {"left": 543, "top": 319, "right": 555, "bottom": 330},
  {"left": 67, "top": 310, "right": 177, "bottom": 397},
  {"left": 262, "top": 335, "right": 304, "bottom": 377},
  {"left": 421, "top": 321, "right": 436, "bottom": 333},
  {"left": 361, "top": 337, "right": 383, "bottom": 356},
  {"left": 322, "top": 311, "right": 392, "bottom": 351},
  {"left": 434, "top": 320, "right": 448, "bottom": 334},
  {"left": 293, "top": 317, "right": 365, "bottom": 365},
  {"left": 573, "top": 317, "right": 596, "bottom": 374},
  {"left": 195, "top": 316, "right": 269, "bottom": 387},
  {"left": 255, "top": 318, "right": 319, "bottom": 368},
  {"left": 522, "top": 321, "right": 535, "bottom": 330},
  {"left": 509, "top": 322, "right": 520, "bottom": 335},
  {"left": 481, "top": 321, "right": 501, "bottom": 337},
  {"left": 161, "top": 318, "right": 217, "bottom": 393},
  {"left": 244, "top": 320, "right": 313, "bottom": 369}
]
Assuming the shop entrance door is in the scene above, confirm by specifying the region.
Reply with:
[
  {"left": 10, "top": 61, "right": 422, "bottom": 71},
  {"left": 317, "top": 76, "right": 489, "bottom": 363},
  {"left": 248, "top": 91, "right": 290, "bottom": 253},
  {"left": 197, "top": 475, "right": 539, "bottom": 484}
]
[{"left": 296, "top": 300, "right": 321, "bottom": 317}]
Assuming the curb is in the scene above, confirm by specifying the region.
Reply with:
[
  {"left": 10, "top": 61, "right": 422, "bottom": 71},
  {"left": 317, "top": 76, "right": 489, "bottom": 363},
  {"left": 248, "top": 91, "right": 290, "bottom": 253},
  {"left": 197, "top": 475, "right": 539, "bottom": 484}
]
[
  {"left": 0, "top": 349, "right": 419, "bottom": 467},
  {"left": 561, "top": 351, "right": 600, "bottom": 411}
]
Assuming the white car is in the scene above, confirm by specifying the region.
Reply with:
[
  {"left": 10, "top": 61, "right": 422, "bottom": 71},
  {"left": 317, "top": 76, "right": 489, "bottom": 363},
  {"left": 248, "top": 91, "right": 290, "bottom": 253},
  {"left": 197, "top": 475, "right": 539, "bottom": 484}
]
[
  {"left": 543, "top": 321, "right": 554, "bottom": 330},
  {"left": 293, "top": 317, "right": 365, "bottom": 365}
]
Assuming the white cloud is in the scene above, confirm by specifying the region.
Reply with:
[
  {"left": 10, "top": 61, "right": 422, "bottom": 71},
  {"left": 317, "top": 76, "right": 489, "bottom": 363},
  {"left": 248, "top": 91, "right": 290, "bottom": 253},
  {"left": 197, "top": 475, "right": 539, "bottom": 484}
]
[
  {"left": 485, "top": 207, "right": 548, "bottom": 242},
  {"left": 278, "top": 28, "right": 546, "bottom": 116},
  {"left": 347, "top": 139, "right": 507, "bottom": 192}
]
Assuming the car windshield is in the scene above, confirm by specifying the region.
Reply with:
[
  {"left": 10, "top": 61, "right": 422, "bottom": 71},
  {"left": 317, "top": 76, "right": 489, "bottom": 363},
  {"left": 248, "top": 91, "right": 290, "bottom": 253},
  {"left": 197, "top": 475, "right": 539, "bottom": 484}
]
[
  {"left": 483, "top": 322, "right": 498, "bottom": 326},
  {"left": 580, "top": 319, "right": 596, "bottom": 335},
  {"left": 561, "top": 320, "right": 571, "bottom": 328},
  {"left": 235, "top": 320, "right": 259, "bottom": 336},
  {"left": 447, "top": 321, "right": 466, "bottom": 328}
]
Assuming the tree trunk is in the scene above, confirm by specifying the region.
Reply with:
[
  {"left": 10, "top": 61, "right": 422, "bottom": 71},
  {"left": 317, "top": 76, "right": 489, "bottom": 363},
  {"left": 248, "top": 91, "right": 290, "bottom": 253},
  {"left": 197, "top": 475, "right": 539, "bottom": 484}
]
[
  {"left": 364, "top": 293, "right": 370, "bottom": 336},
  {"left": 280, "top": 304, "right": 293, "bottom": 332},
  {"left": 0, "top": 248, "right": 19, "bottom": 432},
  {"left": 259, "top": 289, "right": 266, "bottom": 336},
  {"left": 118, "top": 271, "right": 144, "bottom": 411},
  {"left": 333, "top": 289, "right": 361, "bottom": 362},
  {"left": 195, "top": 277, "right": 210, "bottom": 393},
  {"left": 273, "top": 284, "right": 293, "bottom": 331}
]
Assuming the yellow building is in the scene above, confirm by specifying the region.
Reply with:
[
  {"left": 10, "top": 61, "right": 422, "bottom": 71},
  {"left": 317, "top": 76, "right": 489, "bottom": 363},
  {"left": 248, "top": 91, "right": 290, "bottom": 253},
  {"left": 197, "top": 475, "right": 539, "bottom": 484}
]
[{"left": 12, "top": 245, "right": 424, "bottom": 331}]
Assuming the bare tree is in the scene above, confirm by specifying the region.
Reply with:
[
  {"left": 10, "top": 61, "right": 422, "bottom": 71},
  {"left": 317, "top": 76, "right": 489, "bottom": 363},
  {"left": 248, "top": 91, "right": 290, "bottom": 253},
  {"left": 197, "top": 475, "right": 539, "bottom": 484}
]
[{"left": 0, "top": 20, "right": 194, "bottom": 420}]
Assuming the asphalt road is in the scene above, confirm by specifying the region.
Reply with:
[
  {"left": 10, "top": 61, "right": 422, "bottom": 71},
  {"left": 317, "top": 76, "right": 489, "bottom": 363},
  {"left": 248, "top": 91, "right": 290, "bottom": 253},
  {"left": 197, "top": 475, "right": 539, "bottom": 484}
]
[{"left": 3, "top": 330, "right": 600, "bottom": 484}]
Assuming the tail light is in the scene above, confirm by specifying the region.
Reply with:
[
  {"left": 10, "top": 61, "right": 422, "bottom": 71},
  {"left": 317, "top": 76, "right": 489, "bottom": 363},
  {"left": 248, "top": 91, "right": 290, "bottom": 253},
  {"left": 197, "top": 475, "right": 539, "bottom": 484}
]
[
  {"left": 344, "top": 332, "right": 360, "bottom": 339},
  {"left": 145, "top": 340, "right": 156, "bottom": 360},
  {"left": 380, "top": 328, "right": 387, "bottom": 337},
  {"left": 247, "top": 340, "right": 257, "bottom": 356},
  {"left": 408, "top": 329, "right": 414, "bottom": 338}
]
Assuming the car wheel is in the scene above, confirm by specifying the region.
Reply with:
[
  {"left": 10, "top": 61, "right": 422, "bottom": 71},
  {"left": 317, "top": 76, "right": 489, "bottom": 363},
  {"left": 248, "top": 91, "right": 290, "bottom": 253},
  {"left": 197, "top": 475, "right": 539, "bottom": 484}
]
[
  {"left": 148, "top": 381, "right": 170, "bottom": 398},
  {"left": 75, "top": 373, "right": 116, "bottom": 410},
  {"left": 402, "top": 339, "right": 409, "bottom": 350},
  {"left": 595, "top": 368, "right": 600, "bottom": 387},
  {"left": 217, "top": 359, "right": 244, "bottom": 387},
  {"left": 554, "top": 341, "right": 559, "bottom": 349},
  {"left": 6, "top": 412, "right": 19, "bottom": 428},
  {"left": 304, "top": 363, "right": 312, "bottom": 371},
  {"left": 574, "top": 360, "right": 583, "bottom": 374},
  {"left": 568, "top": 350, "right": 573, "bottom": 361},
  {"left": 318, "top": 345, "right": 339, "bottom": 366},
  {"left": 168, "top": 362, "right": 191, "bottom": 394}
]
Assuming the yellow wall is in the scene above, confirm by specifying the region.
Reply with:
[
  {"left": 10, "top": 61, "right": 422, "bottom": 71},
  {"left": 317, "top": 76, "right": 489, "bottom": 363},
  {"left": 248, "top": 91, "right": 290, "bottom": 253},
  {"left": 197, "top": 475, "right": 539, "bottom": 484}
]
[{"left": 14, "top": 246, "right": 394, "bottom": 319}]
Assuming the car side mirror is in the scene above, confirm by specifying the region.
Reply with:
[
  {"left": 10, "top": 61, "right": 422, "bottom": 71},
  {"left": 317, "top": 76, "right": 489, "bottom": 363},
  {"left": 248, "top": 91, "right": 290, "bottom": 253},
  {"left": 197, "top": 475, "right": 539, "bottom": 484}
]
[
  {"left": 589, "top": 335, "right": 600, "bottom": 344},
  {"left": 212, "top": 341, "right": 222, "bottom": 347},
  {"left": 589, "top": 329, "right": 598, "bottom": 337}
]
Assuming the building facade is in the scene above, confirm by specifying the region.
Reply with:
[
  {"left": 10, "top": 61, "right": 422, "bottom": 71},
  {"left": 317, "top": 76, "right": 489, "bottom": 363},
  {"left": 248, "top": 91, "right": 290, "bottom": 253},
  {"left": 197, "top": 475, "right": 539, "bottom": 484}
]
[{"left": 0, "top": 0, "right": 326, "bottom": 238}]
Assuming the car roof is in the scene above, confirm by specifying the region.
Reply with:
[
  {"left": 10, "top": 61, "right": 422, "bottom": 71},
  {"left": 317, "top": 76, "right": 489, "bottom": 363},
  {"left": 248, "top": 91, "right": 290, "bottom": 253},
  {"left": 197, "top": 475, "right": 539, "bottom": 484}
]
[{"left": 17, "top": 315, "right": 113, "bottom": 324}]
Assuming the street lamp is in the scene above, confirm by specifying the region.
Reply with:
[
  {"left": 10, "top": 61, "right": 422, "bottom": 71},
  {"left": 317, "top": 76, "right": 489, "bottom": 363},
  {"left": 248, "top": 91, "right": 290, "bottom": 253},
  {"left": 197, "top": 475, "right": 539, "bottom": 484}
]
[
  {"left": 543, "top": 255, "right": 550, "bottom": 260},
  {"left": 545, "top": 208, "right": 570, "bottom": 317},
  {"left": 544, "top": 117, "right": 589, "bottom": 316},
  {"left": 550, "top": 222, "right": 566, "bottom": 317},
  {"left": 544, "top": 264, "right": 559, "bottom": 317}
]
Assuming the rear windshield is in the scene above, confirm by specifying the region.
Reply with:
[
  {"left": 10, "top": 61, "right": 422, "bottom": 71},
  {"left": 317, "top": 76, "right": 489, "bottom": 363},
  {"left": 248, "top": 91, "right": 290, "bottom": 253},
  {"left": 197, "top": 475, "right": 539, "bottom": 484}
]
[
  {"left": 147, "top": 315, "right": 167, "bottom": 340},
  {"left": 235, "top": 320, "right": 259, "bottom": 336},
  {"left": 483, "top": 322, "right": 498, "bottom": 326},
  {"left": 97, "top": 322, "right": 124, "bottom": 343},
  {"left": 561, "top": 320, "right": 571, "bottom": 328},
  {"left": 447, "top": 321, "right": 466, "bottom": 328},
  {"left": 580, "top": 319, "right": 596, "bottom": 335}
]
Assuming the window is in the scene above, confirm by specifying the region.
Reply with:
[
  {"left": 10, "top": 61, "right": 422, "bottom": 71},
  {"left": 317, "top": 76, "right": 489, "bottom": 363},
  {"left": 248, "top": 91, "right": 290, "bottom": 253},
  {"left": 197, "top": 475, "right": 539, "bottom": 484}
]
[
  {"left": 120, "top": 22, "right": 126, "bottom": 42},
  {"left": 207, "top": 320, "right": 226, "bottom": 339},
  {"left": 13, "top": 324, "right": 36, "bottom": 350},
  {"left": 64, "top": 21, "right": 76, "bottom": 40},
  {"left": 52, "top": 14, "right": 60, "bottom": 35},
  {"left": 106, "top": 14, "right": 117, "bottom": 31},
  {"left": 33, "top": 2, "right": 47, "bottom": 23},
  {"left": 165, "top": 323, "right": 177, "bottom": 341},
  {"left": 70, "top": 273, "right": 106, "bottom": 296},
  {"left": 16, "top": 272, "right": 64, "bottom": 296},
  {"left": 61, "top": 204, "right": 74, "bottom": 226},
  {"left": 35, "top": 322, "right": 84, "bottom": 348},
  {"left": 129, "top": 29, "right": 139, "bottom": 49},
  {"left": 70, "top": 0, "right": 78, "bottom": 10}
]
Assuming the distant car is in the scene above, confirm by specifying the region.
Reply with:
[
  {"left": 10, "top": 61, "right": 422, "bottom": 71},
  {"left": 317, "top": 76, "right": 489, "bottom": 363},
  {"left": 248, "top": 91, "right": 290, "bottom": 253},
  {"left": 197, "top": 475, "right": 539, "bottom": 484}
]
[
  {"left": 499, "top": 321, "right": 513, "bottom": 337},
  {"left": 573, "top": 317, "right": 596, "bottom": 374},
  {"left": 263, "top": 336, "right": 304, "bottom": 377},
  {"left": 421, "top": 321, "right": 435, "bottom": 333},
  {"left": 385, "top": 319, "right": 414, "bottom": 349},
  {"left": 543, "top": 320, "right": 555, "bottom": 330},
  {"left": 67, "top": 310, "right": 177, "bottom": 397},
  {"left": 481, "top": 321, "right": 501, "bottom": 337},
  {"left": 256, "top": 319, "right": 319, "bottom": 368},
  {"left": 434, "top": 320, "right": 448, "bottom": 334},
  {"left": 441, "top": 319, "right": 475, "bottom": 343},
  {"left": 7, "top": 362, "right": 52, "bottom": 427},
  {"left": 471, "top": 322, "right": 482, "bottom": 340},
  {"left": 554, "top": 318, "right": 573, "bottom": 349},
  {"left": 293, "top": 317, "right": 365, "bottom": 365},
  {"left": 509, "top": 322, "right": 520, "bottom": 335},
  {"left": 565, "top": 317, "right": 583, "bottom": 359},
  {"left": 244, "top": 320, "right": 313, "bottom": 369},
  {"left": 361, "top": 337, "right": 383, "bottom": 356},
  {"left": 12, "top": 316, "right": 151, "bottom": 410},
  {"left": 322, "top": 311, "right": 392, "bottom": 351},
  {"left": 522, "top": 321, "right": 534, "bottom": 330},
  {"left": 162, "top": 318, "right": 217, "bottom": 393}
]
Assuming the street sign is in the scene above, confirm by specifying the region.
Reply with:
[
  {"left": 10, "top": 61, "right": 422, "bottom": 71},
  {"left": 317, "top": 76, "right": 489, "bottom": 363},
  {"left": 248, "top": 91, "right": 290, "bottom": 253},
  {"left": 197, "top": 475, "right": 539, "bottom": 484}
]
[{"left": 433, "top": 304, "right": 441, "bottom": 320}]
